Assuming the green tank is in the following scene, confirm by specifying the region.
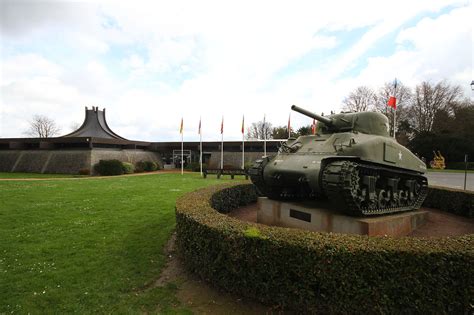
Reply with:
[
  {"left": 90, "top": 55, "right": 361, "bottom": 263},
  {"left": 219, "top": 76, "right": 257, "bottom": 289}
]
[{"left": 249, "top": 105, "right": 428, "bottom": 216}]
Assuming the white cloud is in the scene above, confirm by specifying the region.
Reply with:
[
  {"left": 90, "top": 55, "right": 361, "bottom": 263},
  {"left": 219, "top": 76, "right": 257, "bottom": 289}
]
[
  {"left": 1, "top": 54, "right": 63, "bottom": 84},
  {"left": 354, "top": 6, "right": 472, "bottom": 92},
  {"left": 1, "top": 0, "right": 472, "bottom": 141}
]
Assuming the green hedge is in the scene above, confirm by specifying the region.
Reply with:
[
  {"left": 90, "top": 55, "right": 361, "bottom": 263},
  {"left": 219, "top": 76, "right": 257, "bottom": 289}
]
[
  {"left": 175, "top": 184, "right": 473, "bottom": 313},
  {"left": 122, "top": 162, "right": 135, "bottom": 174},
  {"left": 423, "top": 186, "right": 473, "bottom": 218},
  {"left": 447, "top": 162, "right": 474, "bottom": 170},
  {"left": 135, "top": 161, "right": 159, "bottom": 172},
  {"left": 93, "top": 159, "right": 124, "bottom": 176}
]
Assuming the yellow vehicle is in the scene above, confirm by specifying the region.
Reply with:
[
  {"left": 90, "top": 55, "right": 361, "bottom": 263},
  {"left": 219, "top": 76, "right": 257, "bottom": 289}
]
[{"left": 430, "top": 151, "right": 445, "bottom": 169}]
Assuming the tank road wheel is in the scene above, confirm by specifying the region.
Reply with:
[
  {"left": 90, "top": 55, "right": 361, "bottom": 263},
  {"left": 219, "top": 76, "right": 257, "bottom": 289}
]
[
  {"left": 377, "top": 189, "right": 390, "bottom": 208},
  {"left": 322, "top": 161, "right": 365, "bottom": 216},
  {"left": 322, "top": 160, "right": 429, "bottom": 216}
]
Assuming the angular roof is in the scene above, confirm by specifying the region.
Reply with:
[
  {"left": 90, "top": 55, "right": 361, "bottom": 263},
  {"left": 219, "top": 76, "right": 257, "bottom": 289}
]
[{"left": 62, "top": 107, "right": 127, "bottom": 140}]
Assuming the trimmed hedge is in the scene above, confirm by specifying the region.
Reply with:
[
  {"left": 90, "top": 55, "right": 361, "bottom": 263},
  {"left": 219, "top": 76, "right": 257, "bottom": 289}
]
[
  {"left": 446, "top": 162, "right": 474, "bottom": 170},
  {"left": 176, "top": 183, "right": 473, "bottom": 313},
  {"left": 94, "top": 159, "right": 124, "bottom": 176},
  {"left": 121, "top": 162, "right": 135, "bottom": 174},
  {"left": 135, "top": 161, "right": 158, "bottom": 172},
  {"left": 423, "top": 186, "right": 474, "bottom": 218}
]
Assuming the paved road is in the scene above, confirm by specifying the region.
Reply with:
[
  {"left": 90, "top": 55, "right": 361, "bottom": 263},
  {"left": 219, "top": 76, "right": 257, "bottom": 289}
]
[{"left": 426, "top": 171, "right": 473, "bottom": 191}]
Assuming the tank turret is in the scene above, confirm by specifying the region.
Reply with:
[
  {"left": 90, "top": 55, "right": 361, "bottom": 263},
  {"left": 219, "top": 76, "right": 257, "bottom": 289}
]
[
  {"left": 291, "top": 105, "right": 390, "bottom": 137},
  {"left": 249, "top": 105, "right": 428, "bottom": 216}
]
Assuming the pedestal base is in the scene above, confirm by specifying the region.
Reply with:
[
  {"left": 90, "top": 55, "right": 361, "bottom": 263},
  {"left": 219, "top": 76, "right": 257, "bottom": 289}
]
[{"left": 257, "top": 197, "right": 428, "bottom": 236}]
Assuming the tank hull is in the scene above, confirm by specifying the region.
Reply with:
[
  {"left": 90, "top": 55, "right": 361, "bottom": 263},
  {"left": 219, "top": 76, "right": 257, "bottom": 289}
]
[{"left": 249, "top": 132, "right": 428, "bottom": 216}]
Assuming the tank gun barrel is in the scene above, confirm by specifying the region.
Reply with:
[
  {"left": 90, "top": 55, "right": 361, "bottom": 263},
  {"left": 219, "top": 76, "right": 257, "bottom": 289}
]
[{"left": 291, "top": 105, "right": 333, "bottom": 126}]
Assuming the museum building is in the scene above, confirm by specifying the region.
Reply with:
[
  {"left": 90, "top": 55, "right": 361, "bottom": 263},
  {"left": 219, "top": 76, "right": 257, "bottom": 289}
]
[{"left": 0, "top": 107, "right": 279, "bottom": 174}]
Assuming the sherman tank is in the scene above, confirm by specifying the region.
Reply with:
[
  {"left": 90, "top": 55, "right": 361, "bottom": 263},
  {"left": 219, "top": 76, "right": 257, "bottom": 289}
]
[{"left": 249, "top": 105, "right": 428, "bottom": 216}]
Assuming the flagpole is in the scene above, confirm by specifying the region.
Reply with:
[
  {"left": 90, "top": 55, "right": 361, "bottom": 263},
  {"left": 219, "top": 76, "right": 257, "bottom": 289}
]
[
  {"left": 242, "top": 116, "right": 245, "bottom": 170},
  {"left": 181, "top": 131, "right": 184, "bottom": 175},
  {"left": 263, "top": 114, "right": 267, "bottom": 156},
  {"left": 393, "top": 78, "right": 397, "bottom": 139},
  {"left": 221, "top": 116, "right": 224, "bottom": 170},
  {"left": 199, "top": 126, "right": 202, "bottom": 177},
  {"left": 393, "top": 108, "right": 396, "bottom": 139}
]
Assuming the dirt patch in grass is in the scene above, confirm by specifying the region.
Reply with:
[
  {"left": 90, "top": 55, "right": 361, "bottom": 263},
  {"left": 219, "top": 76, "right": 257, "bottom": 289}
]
[{"left": 154, "top": 233, "right": 272, "bottom": 314}]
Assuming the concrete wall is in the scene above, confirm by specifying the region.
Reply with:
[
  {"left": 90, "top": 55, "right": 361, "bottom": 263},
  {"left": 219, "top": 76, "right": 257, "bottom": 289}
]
[
  {"left": 0, "top": 149, "right": 162, "bottom": 174},
  {"left": 0, "top": 148, "right": 265, "bottom": 174},
  {"left": 14, "top": 151, "right": 53, "bottom": 173},
  {"left": 0, "top": 151, "right": 21, "bottom": 172},
  {"left": 0, "top": 150, "right": 91, "bottom": 174},
  {"left": 90, "top": 149, "right": 162, "bottom": 170},
  {"left": 44, "top": 151, "right": 91, "bottom": 174},
  {"left": 207, "top": 151, "right": 268, "bottom": 169}
]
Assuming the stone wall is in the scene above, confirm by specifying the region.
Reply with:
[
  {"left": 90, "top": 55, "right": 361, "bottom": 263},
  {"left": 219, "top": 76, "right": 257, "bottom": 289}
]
[
  {"left": 0, "top": 148, "right": 266, "bottom": 174},
  {"left": 0, "top": 150, "right": 91, "bottom": 174},
  {"left": 0, "top": 151, "right": 21, "bottom": 172},
  {"left": 13, "top": 151, "right": 51, "bottom": 173},
  {"left": 44, "top": 151, "right": 91, "bottom": 174},
  {"left": 90, "top": 149, "right": 162, "bottom": 171},
  {"left": 0, "top": 149, "right": 161, "bottom": 174}
]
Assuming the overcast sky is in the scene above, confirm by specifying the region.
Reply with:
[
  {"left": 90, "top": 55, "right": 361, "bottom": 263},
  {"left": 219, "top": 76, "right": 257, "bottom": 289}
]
[{"left": 0, "top": 0, "right": 472, "bottom": 141}]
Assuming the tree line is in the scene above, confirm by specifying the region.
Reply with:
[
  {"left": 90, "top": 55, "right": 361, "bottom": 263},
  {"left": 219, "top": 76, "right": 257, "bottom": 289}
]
[{"left": 247, "top": 80, "right": 473, "bottom": 164}]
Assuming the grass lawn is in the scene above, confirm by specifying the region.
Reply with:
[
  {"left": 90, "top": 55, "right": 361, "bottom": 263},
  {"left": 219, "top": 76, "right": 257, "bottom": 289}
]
[
  {"left": 0, "top": 173, "right": 243, "bottom": 314},
  {"left": 0, "top": 172, "right": 86, "bottom": 179},
  {"left": 427, "top": 169, "right": 474, "bottom": 173}
]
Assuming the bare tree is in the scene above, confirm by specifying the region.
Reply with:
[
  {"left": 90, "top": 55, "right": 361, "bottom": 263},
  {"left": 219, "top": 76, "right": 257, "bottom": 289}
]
[
  {"left": 272, "top": 126, "right": 290, "bottom": 139},
  {"left": 246, "top": 120, "right": 273, "bottom": 140},
  {"left": 410, "top": 81, "right": 462, "bottom": 133},
  {"left": 24, "top": 115, "right": 61, "bottom": 138},
  {"left": 342, "top": 86, "right": 377, "bottom": 112}
]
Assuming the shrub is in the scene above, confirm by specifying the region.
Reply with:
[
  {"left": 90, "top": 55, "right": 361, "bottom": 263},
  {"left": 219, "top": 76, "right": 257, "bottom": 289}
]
[
  {"left": 121, "top": 162, "right": 134, "bottom": 174},
  {"left": 135, "top": 161, "right": 158, "bottom": 172},
  {"left": 93, "top": 159, "right": 124, "bottom": 176},
  {"left": 78, "top": 168, "right": 90, "bottom": 175},
  {"left": 176, "top": 183, "right": 473, "bottom": 314},
  {"left": 423, "top": 186, "right": 474, "bottom": 217}
]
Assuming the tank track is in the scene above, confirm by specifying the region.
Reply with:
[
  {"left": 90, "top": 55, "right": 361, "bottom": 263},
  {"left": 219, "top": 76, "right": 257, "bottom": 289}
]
[
  {"left": 249, "top": 157, "right": 279, "bottom": 198},
  {"left": 322, "top": 160, "right": 428, "bottom": 216}
]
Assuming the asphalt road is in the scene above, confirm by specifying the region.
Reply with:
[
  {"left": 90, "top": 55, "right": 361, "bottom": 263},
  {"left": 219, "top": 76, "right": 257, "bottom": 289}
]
[{"left": 426, "top": 171, "right": 473, "bottom": 191}]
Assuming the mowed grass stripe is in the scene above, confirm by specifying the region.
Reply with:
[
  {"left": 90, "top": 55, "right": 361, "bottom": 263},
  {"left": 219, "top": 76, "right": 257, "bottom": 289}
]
[{"left": 0, "top": 173, "right": 241, "bottom": 313}]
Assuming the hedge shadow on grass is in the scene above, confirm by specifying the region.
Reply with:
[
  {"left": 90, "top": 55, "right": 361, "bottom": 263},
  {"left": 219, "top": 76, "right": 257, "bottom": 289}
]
[{"left": 175, "top": 183, "right": 473, "bottom": 313}]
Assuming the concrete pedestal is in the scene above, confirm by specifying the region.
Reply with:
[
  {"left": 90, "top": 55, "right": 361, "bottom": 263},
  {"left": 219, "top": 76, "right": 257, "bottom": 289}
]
[{"left": 257, "top": 197, "right": 428, "bottom": 236}]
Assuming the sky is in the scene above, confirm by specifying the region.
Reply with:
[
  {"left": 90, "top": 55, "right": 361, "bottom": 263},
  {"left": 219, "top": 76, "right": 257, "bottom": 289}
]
[{"left": 0, "top": 0, "right": 472, "bottom": 141}]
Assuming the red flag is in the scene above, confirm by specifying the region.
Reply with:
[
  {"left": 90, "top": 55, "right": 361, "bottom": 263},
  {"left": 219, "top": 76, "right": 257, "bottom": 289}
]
[
  {"left": 387, "top": 96, "right": 397, "bottom": 109},
  {"left": 311, "top": 119, "right": 316, "bottom": 135},
  {"left": 221, "top": 116, "right": 224, "bottom": 134},
  {"left": 241, "top": 116, "right": 244, "bottom": 134},
  {"left": 198, "top": 118, "right": 201, "bottom": 135}
]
